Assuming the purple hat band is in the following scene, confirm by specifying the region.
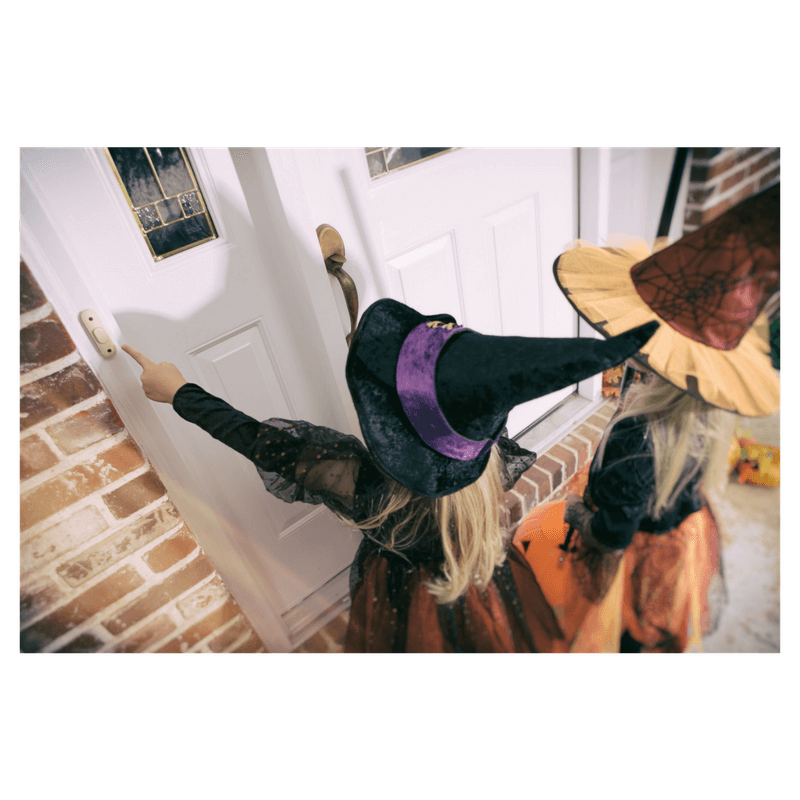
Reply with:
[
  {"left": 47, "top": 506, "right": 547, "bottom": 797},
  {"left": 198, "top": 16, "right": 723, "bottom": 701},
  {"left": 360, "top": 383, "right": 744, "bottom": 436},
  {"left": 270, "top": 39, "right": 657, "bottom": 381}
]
[{"left": 396, "top": 321, "right": 501, "bottom": 461}]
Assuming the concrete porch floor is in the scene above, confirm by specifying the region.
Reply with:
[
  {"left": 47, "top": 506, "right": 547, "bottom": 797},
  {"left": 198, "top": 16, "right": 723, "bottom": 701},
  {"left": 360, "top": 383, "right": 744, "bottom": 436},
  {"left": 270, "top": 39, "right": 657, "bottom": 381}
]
[
  {"left": 702, "top": 410, "right": 780, "bottom": 652},
  {"left": 296, "top": 409, "right": 781, "bottom": 654}
]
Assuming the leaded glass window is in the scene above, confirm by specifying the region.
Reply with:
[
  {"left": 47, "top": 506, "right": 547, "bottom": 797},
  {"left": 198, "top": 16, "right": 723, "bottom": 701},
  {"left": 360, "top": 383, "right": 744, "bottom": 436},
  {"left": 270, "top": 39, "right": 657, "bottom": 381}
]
[
  {"left": 365, "top": 147, "right": 454, "bottom": 179},
  {"left": 106, "top": 148, "right": 218, "bottom": 260}
]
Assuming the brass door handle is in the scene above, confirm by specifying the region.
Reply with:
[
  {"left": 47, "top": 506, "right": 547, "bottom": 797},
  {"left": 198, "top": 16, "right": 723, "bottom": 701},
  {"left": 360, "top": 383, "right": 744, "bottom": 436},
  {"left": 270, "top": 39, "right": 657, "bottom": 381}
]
[{"left": 317, "top": 224, "right": 359, "bottom": 347}]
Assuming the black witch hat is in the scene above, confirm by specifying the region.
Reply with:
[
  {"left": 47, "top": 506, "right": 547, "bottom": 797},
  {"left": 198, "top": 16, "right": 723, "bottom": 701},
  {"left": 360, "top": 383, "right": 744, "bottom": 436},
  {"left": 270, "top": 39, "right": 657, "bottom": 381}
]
[{"left": 345, "top": 298, "right": 658, "bottom": 497}]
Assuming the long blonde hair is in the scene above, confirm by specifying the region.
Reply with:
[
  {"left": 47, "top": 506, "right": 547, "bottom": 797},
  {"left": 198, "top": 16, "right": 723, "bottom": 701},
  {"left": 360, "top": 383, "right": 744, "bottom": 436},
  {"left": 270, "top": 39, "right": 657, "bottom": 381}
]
[
  {"left": 355, "top": 446, "right": 507, "bottom": 604},
  {"left": 596, "top": 373, "right": 735, "bottom": 517}
]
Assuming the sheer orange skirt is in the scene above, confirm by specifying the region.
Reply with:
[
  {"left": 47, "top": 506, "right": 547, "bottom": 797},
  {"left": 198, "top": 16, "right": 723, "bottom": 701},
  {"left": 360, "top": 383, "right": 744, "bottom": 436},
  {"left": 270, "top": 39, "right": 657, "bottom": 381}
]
[
  {"left": 345, "top": 544, "right": 570, "bottom": 653},
  {"left": 513, "top": 469, "right": 720, "bottom": 653}
]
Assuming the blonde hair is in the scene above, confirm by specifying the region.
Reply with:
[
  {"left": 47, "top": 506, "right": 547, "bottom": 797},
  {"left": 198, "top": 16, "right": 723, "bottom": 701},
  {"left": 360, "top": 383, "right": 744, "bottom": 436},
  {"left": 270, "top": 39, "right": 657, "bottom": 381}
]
[
  {"left": 355, "top": 446, "right": 507, "bottom": 604},
  {"left": 596, "top": 373, "right": 735, "bottom": 518}
]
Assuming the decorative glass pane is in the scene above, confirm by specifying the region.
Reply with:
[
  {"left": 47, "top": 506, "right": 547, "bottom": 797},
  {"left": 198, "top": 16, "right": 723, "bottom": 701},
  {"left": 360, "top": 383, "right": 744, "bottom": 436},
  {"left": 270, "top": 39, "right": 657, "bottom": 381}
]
[
  {"left": 106, "top": 147, "right": 218, "bottom": 260},
  {"left": 365, "top": 147, "right": 454, "bottom": 179}
]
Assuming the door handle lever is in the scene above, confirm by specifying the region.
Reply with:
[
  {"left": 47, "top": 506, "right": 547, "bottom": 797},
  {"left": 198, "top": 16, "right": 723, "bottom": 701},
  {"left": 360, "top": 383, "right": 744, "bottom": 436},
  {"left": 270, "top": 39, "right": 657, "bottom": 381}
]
[{"left": 317, "top": 224, "right": 359, "bottom": 347}]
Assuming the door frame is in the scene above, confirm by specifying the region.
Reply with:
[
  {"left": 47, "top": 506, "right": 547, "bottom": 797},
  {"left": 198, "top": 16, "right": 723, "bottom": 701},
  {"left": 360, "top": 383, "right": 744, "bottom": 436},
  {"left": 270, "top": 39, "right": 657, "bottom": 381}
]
[{"left": 576, "top": 147, "right": 612, "bottom": 402}]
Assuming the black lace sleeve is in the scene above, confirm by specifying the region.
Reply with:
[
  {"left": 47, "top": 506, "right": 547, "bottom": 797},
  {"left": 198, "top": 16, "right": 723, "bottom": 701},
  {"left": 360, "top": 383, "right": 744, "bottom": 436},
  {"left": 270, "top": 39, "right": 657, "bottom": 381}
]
[
  {"left": 172, "top": 382, "right": 383, "bottom": 521},
  {"left": 587, "top": 416, "right": 654, "bottom": 549}
]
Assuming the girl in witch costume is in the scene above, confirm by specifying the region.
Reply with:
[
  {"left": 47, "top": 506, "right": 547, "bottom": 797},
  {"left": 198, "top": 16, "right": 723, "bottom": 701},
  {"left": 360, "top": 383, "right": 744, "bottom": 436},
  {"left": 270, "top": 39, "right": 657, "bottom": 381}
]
[
  {"left": 515, "top": 183, "right": 779, "bottom": 653},
  {"left": 123, "top": 299, "right": 657, "bottom": 652}
]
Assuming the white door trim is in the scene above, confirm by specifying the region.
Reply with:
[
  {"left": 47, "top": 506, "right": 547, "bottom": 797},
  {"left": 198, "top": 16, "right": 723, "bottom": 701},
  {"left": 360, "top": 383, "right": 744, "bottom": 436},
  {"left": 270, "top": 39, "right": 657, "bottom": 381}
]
[{"left": 575, "top": 147, "right": 611, "bottom": 402}]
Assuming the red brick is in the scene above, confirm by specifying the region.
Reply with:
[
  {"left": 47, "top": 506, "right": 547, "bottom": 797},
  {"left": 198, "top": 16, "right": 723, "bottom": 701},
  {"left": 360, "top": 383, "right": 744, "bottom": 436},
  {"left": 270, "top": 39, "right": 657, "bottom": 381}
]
[
  {"left": 114, "top": 615, "right": 177, "bottom": 653},
  {"left": 56, "top": 632, "right": 106, "bottom": 653},
  {"left": 687, "top": 184, "right": 717, "bottom": 206},
  {"left": 699, "top": 181, "right": 760, "bottom": 224},
  {"left": 732, "top": 181, "right": 757, "bottom": 204},
  {"left": 177, "top": 575, "right": 230, "bottom": 619},
  {"left": 561, "top": 434, "right": 590, "bottom": 468},
  {"left": 231, "top": 632, "right": 266, "bottom": 653},
  {"left": 692, "top": 148, "right": 723, "bottom": 161},
  {"left": 142, "top": 527, "right": 197, "bottom": 573},
  {"left": 684, "top": 208, "right": 702, "bottom": 227},
  {"left": 102, "top": 470, "right": 167, "bottom": 519},
  {"left": 522, "top": 467, "right": 550, "bottom": 501},
  {"left": 20, "top": 576, "right": 64, "bottom": 626},
  {"left": 747, "top": 151, "right": 779, "bottom": 176},
  {"left": 535, "top": 453, "right": 563, "bottom": 491},
  {"left": 20, "top": 435, "right": 59, "bottom": 481},
  {"left": 20, "top": 564, "right": 145, "bottom": 652},
  {"left": 594, "top": 402, "right": 616, "bottom": 422},
  {"left": 21, "top": 505, "right": 109, "bottom": 573},
  {"left": 720, "top": 168, "right": 745, "bottom": 193},
  {"left": 585, "top": 413, "right": 610, "bottom": 432},
  {"left": 46, "top": 399, "right": 124, "bottom": 455},
  {"left": 20, "top": 314, "right": 76, "bottom": 374},
  {"left": 102, "top": 553, "right": 215, "bottom": 635},
  {"left": 573, "top": 423, "right": 602, "bottom": 449},
  {"left": 737, "top": 147, "right": 765, "bottom": 163},
  {"left": 155, "top": 598, "right": 241, "bottom": 653},
  {"left": 690, "top": 152, "right": 738, "bottom": 183},
  {"left": 700, "top": 197, "right": 731, "bottom": 223},
  {"left": 547, "top": 443, "right": 577, "bottom": 478},
  {"left": 20, "top": 362, "right": 103, "bottom": 430},
  {"left": 56, "top": 501, "right": 182, "bottom": 587},
  {"left": 208, "top": 616, "right": 252, "bottom": 652},
  {"left": 758, "top": 167, "right": 780, "bottom": 190},
  {"left": 20, "top": 439, "right": 145, "bottom": 530},
  {"left": 20, "top": 260, "right": 47, "bottom": 315}
]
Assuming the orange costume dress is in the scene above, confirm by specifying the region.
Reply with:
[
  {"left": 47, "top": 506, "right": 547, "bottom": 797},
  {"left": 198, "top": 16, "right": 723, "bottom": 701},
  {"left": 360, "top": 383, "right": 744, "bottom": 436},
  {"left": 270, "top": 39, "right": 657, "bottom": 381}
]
[{"left": 514, "top": 414, "right": 721, "bottom": 653}]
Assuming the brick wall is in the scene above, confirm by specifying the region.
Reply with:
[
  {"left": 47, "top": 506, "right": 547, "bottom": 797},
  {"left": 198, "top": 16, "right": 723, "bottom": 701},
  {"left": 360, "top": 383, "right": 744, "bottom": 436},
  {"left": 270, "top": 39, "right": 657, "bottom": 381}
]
[
  {"left": 501, "top": 402, "right": 613, "bottom": 527},
  {"left": 683, "top": 147, "right": 779, "bottom": 233},
  {"left": 20, "top": 260, "right": 267, "bottom": 653}
]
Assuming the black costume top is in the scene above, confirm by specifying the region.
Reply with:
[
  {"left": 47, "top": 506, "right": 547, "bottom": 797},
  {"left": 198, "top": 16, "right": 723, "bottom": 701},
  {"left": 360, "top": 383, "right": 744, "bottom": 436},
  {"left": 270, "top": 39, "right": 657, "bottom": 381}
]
[
  {"left": 172, "top": 382, "right": 536, "bottom": 589},
  {"left": 586, "top": 414, "right": 704, "bottom": 550}
]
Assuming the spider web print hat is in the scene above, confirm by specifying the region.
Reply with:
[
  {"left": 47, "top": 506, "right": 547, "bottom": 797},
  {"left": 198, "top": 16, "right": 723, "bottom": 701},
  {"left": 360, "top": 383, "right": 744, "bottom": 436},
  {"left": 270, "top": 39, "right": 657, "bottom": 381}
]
[
  {"left": 346, "top": 298, "right": 658, "bottom": 497},
  {"left": 554, "top": 183, "right": 779, "bottom": 416}
]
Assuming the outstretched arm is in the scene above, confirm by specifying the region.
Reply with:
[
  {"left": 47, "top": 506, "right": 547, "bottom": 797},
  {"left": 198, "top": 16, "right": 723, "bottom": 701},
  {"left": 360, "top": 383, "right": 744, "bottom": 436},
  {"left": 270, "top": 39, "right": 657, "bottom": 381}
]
[{"left": 121, "top": 344, "right": 376, "bottom": 516}]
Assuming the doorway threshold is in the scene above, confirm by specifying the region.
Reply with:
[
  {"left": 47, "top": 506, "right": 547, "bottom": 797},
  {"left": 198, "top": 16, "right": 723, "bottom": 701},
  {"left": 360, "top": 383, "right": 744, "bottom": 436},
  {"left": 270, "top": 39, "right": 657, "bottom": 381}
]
[
  {"left": 283, "top": 566, "right": 352, "bottom": 650},
  {"left": 514, "top": 392, "right": 605, "bottom": 456}
]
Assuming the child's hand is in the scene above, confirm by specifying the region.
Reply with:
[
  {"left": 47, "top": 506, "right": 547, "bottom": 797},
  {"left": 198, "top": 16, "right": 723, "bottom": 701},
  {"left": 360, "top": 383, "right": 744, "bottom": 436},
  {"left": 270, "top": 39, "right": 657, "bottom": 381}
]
[{"left": 122, "top": 345, "right": 188, "bottom": 404}]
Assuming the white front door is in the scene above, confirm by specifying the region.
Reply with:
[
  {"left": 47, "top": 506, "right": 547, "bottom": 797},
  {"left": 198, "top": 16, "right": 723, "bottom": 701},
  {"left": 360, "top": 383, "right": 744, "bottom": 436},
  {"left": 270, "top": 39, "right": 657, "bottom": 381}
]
[{"left": 20, "top": 147, "right": 582, "bottom": 652}]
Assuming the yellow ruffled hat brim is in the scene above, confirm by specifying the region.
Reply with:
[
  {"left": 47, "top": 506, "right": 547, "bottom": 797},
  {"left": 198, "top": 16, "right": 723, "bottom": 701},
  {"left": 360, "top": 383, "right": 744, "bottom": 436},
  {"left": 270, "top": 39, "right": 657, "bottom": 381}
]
[{"left": 555, "top": 237, "right": 779, "bottom": 417}]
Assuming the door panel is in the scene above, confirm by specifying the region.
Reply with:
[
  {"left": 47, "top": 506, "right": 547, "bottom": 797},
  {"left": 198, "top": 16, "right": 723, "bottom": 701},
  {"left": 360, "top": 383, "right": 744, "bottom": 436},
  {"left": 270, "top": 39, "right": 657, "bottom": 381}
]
[{"left": 384, "top": 233, "right": 463, "bottom": 320}]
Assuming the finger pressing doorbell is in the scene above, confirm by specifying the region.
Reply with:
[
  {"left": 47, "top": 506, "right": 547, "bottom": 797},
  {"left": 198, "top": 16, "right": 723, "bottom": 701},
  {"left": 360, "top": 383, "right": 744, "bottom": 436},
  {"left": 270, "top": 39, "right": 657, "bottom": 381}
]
[{"left": 79, "top": 309, "right": 117, "bottom": 358}]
